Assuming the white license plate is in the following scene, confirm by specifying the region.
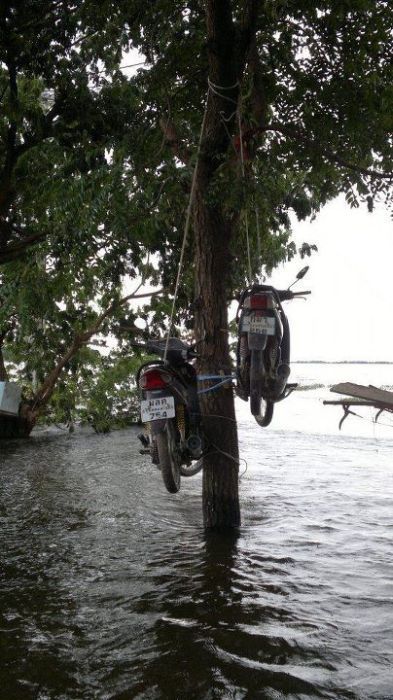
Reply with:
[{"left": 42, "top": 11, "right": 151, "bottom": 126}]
[
  {"left": 141, "top": 396, "right": 175, "bottom": 422},
  {"left": 241, "top": 313, "right": 275, "bottom": 335}
]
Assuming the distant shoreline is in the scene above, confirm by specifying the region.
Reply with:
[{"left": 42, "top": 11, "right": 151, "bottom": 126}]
[{"left": 293, "top": 360, "right": 393, "bottom": 365}]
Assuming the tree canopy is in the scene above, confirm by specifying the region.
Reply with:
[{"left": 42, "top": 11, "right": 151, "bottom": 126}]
[{"left": 0, "top": 0, "right": 392, "bottom": 445}]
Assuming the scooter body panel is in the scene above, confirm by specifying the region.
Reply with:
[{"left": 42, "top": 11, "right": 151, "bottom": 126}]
[
  {"left": 237, "top": 291, "right": 288, "bottom": 400},
  {"left": 139, "top": 363, "right": 202, "bottom": 460}
]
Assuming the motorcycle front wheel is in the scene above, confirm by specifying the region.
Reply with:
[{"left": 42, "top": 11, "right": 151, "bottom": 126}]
[{"left": 156, "top": 421, "right": 181, "bottom": 493}]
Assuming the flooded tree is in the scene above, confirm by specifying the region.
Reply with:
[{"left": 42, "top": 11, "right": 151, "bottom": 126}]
[
  {"left": 118, "top": 0, "right": 392, "bottom": 526},
  {"left": 1, "top": 1, "right": 392, "bottom": 526}
]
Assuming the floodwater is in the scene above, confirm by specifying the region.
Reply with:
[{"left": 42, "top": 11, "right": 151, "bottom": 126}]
[{"left": 1, "top": 363, "right": 393, "bottom": 699}]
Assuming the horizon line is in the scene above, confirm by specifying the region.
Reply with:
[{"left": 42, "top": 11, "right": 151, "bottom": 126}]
[{"left": 293, "top": 360, "right": 393, "bottom": 364}]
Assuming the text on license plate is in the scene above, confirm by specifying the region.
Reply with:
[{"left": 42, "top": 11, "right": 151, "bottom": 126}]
[
  {"left": 242, "top": 314, "right": 275, "bottom": 335},
  {"left": 141, "top": 396, "right": 176, "bottom": 422}
]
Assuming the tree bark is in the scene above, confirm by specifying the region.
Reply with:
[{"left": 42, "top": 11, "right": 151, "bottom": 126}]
[
  {"left": 194, "top": 189, "right": 240, "bottom": 528},
  {"left": 194, "top": 9, "right": 240, "bottom": 526},
  {"left": 192, "top": 0, "right": 258, "bottom": 527},
  {"left": 0, "top": 403, "right": 36, "bottom": 439}
]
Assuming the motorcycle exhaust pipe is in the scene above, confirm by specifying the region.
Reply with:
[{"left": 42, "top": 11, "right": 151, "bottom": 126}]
[{"left": 274, "top": 363, "right": 291, "bottom": 398}]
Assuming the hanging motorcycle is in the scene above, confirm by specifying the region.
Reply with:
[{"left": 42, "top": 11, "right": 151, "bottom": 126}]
[
  {"left": 236, "top": 266, "right": 310, "bottom": 427},
  {"left": 136, "top": 338, "right": 204, "bottom": 493}
]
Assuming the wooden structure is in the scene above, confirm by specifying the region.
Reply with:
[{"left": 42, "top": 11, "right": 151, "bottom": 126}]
[
  {"left": 0, "top": 381, "right": 26, "bottom": 440},
  {"left": 0, "top": 381, "right": 22, "bottom": 417},
  {"left": 324, "top": 382, "right": 393, "bottom": 429}
]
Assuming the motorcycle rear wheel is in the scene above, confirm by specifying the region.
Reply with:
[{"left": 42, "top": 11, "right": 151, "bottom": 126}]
[
  {"left": 250, "top": 349, "right": 274, "bottom": 427},
  {"left": 156, "top": 421, "right": 181, "bottom": 493},
  {"left": 252, "top": 396, "right": 274, "bottom": 427}
]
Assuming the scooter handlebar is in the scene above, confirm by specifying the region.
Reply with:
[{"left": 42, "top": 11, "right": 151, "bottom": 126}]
[
  {"left": 131, "top": 338, "right": 197, "bottom": 362},
  {"left": 277, "top": 289, "right": 311, "bottom": 301}
]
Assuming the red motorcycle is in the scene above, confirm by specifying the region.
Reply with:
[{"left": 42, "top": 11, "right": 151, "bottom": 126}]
[{"left": 136, "top": 338, "right": 204, "bottom": 493}]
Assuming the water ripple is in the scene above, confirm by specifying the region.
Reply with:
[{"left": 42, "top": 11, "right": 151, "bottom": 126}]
[{"left": 1, "top": 390, "right": 393, "bottom": 699}]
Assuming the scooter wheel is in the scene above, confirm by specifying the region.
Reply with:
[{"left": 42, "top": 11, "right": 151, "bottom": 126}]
[
  {"left": 156, "top": 421, "right": 181, "bottom": 493},
  {"left": 251, "top": 393, "right": 274, "bottom": 427}
]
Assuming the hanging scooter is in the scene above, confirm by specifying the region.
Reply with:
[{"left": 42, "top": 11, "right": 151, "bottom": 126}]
[
  {"left": 136, "top": 338, "right": 204, "bottom": 493},
  {"left": 235, "top": 266, "right": 310, "bottom": 427}
]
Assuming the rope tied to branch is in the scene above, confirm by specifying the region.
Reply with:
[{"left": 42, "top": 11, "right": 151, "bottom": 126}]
[
  {"left": 237, "top": 104, "right": 253, "bottom": 285},
  {"left": 164, "top": 78, "right": 240, "bottom": 359},
  {"left": 163, "top": 87, "right": 211, "bottom": 361},
  {"left": 164, "top": 76, "right": 254, "bottom": 354}
]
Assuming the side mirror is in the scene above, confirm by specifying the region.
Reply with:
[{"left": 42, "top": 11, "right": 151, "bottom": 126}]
[{"left": 296, "top": 265, "right": 309, "bottom": 280}]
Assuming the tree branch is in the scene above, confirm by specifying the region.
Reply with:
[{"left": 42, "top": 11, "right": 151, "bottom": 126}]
[
  {"left": 202, "top": 0, "right": 260, "bottom": 168},
  {"left": 32, "top": 288, "right": 163, "bottom": 409},
  {"left": 259, "top": 121, "right": 393, "bottom": 181},
  {"left": 270, "top": 121, "right": 393, "bottom": 180},
  {"left": 0, "top": 231, "right": 47, "bottom": 265},
  {"left": 6, "top": 1, "right": 65, "bottom": 34},
  {"left": 0, "top": 86, "right": 61, "bottom": 228},
  {"left": 0, "top": 57, "right": 19, "bottom": 222},
  {"left": 159, "top": 116, "right": 190, "bottom": 164},
  {"left": 239, "top": 0, "right": 260, "bottom": 59}
]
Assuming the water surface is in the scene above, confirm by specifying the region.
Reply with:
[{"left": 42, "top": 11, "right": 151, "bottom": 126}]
[{"left": 1, "top": 363, "right": 393, "bottom": 699}]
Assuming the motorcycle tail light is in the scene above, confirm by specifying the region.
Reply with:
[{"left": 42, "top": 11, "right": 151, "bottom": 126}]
[
  {"left": 246, "top": 293, "right": 271, "bottom": 310},
  {"left": 140, "top": 369, "right": 169, "bottom": 390}
]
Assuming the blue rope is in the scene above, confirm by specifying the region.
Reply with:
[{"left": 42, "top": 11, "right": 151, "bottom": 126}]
[
  {"left": 198, "top": 377, "right": 235, "bottom": 394},
  {"left": 198, "top": 374, "right": 235, "bottom": 381}
]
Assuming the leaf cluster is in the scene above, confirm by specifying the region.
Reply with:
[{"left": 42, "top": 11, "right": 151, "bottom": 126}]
[{"left": 1, "top": 0, "right": 392, "bottom": 428}]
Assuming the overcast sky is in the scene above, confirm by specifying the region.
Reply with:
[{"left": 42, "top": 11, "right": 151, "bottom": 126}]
[{"left": 266, "top": 196, "right": 393, "bottom": 362}]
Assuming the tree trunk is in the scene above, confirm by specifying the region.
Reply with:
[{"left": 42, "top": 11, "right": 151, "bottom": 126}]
[
  {"left": 191, "top": 0, "right": 259, "bottom": 527},
  {"left": 194, "top": 187, "right": 240, "bottom": 528},
  {"left": 0, "top": 405, "right": 36, "bottom": 439}
]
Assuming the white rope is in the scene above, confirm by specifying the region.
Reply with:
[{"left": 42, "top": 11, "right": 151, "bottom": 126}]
[
  {"left": 207, "top": 78, "right": 239, "bottom": 106},
  {"left": 207, "top": 78, "right": 238, "bottom": 121},
  {"left": 208, "top": 443, "right": 248, "bottom": 477},
  {"left": 207, "top": 78, "right": 239, "bottom": 91},
  {"left": 237, "top": 108, "right": 252, "bottom": 284},
  {"left": 214, "top": 86, "right": 255, "bottom": 286},
  {"left": 255, "top": 207, "right": 261, "bottom": 270},
  {"left": 164, "top": 78, "right": 251, "bottom": 357},
  {"left": 218, "top": 110, "right": 241, "bottom": 154},
  {"left": 164, "top": 89, "right": 211, "bottom": 361}
]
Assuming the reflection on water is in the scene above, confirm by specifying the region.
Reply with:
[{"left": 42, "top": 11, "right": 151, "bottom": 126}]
[{"left": 1, "top": 364, "right": 393, "bottom": 699}]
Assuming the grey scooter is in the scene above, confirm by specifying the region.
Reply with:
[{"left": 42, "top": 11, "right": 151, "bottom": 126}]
[{"left": 236, "top": 267, "right": 311, "bottom": 427}]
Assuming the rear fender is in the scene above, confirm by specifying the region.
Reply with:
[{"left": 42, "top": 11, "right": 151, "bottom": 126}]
[
  {"left": 248, "top": 332, "right": 268, "bottom": 351},
  {"left": 149, "top": 418, "right": 170, "bottom": 435}
]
